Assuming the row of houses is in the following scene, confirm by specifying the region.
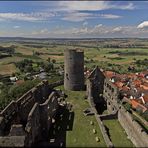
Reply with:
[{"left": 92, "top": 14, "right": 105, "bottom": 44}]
[{"left": 87, "top": 66, "right": 148, "bottom": 114}]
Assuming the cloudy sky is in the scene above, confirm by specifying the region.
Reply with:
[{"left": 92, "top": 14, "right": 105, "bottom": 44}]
[{"left": 0, "top": 1, "right": 148, "bottom": 38}]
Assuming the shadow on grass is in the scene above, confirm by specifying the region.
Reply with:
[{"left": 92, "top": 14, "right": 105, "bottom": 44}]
[
  {"left": 36, "top": 106, "right": 74, "bottom": 147},
  {"left": 104, "top": 125, "right": 111, "bottom": 141}
]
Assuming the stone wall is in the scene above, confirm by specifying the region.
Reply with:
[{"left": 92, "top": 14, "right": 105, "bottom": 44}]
[
  {"left": 25, "top": 103, "right": 40, "bottom": 147},
  {"left": 86, "top": 67, "right": 148, "bottom": 147},
  {"left": 0, "top": 80, "right": 63, "bottom": 147},
  {"left": 16, "top": 90, "right": 35, "bottom": 123},
  {"left": 0, "top": 101, "right": 18, "bottom": 135},
  {"left": 90, "top": 104, "right": 113, "bottom": 148},
  {"left": 95, "top": 114, "right": 114, "bottom": 148},
  {"left": 99, "top": 112, "right": 118, "bottom": 120},
  {"left": 86, "top": 67, "right": 105, "bottom": 106},
  {"left": 40, "top": 91, "right": 59, "bottom": 139},
  {"left": 118, "top": 106, "right": 148, "bottom": 147},
  {"left": 103, "top": 78, "right": 119, "bottom": 113}
]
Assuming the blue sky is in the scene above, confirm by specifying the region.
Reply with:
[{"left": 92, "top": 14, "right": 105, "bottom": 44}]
[{"left": 0, "top": 1, "right": 148, "bottom": 38}]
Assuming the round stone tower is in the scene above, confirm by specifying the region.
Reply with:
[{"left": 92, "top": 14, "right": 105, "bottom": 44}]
[{"left": 64, "top": 49, "right": 84, "bottom": 91}]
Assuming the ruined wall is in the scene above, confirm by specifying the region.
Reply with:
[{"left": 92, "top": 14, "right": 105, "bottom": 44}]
[
  {"left": 118, "top": 106, "right": 148, "bottom": 147},
  {"left": 0, "top": 80, "right": 63, "bottom": 147},
  {"left": 40, "top": 91, "right": 59, "bottom": 139},
  {"left": 16, "top": 90, "right": 35, "bottom": 123},
  {"left": 95, "top": 114, "right": 114, "bottom": 147},
  {"left": 64, "top": 49, "right": 84, "bottom": 91},
  {"left": 25, "top": 103, "right": 40, "bottom": 147},
  {"left": 89, "top": 103, "right": 113, "bottom": 148},
  {"left": 103, "top": 78, "right": 119, "bottom": 113},
  {"left": 99, "top": 112, "right": 118, "bottom": 120},
  {"left": 0, "top": 101, "right": 18, "bottom": 135},
  {"left": 86, "top": 67, "right": 105, "bottom": 106}
]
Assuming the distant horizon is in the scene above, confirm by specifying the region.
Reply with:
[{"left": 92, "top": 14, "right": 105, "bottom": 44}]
[{"left": 0, "top": 36, "right": 148, "bottom": 40}]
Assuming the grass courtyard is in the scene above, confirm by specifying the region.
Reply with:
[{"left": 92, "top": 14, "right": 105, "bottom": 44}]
[
  {"left": 51, "top": 87, "right": 106, "bottom": 147},
  {"left": 51, "top": 87, "right": 135, "bottom": 147},
  {"left": 65, "top": 90, "right": 106, "bottom": 147},
  {"left": 103, "top": 119, "right": 134, "bottom": 147}
]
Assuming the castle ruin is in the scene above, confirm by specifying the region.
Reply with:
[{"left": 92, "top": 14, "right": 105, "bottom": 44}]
[
  {"left": 86, "top": 66, "right": 148, "bottom": 147},
  {"left": 0, "top": 80, "right": 64, "bottom": 147}
]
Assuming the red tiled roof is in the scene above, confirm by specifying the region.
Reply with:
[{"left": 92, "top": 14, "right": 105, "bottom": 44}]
[
  {"left": 130, "top": 99, "right": 147, "bottom": 112},
  {"left": 127, "top": 73, "right": 137, "bottom": 79},
  {"left": 140, "top": 85, "right": 148, "bottom": 90},
  {"left": 104, "top": 71, "right": 115, "bottom": 78},
  {"left": 122, "top": 86, "right": 130, "bottom": 91},
  {"left": 114, "top": 81, "right": 124, "bottom": 88},
  {"left": 143, "top": 95, "right": 148, "bottom": 103},
  {"left": 133, "top": 80, "right": 141, "bottom": 87},
  {"left": 131, "top": 99, "right": 140, "bottom": 108}
]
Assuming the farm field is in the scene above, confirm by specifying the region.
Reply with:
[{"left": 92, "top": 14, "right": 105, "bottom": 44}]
[{"left": 0, "top": 38, "right": 148, "bottom": 76}]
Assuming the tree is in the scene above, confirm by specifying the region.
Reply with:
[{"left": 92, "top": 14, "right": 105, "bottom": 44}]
[
  {"left": 26, "top": 66, "right": 33, "bottom": 73},
  {"left": 51, "top": 59, "right": 56, "bottom": 64},
  {"left": 44, "top": 63, "right": 54, "bottom": 72},
  {"left": 47, "top": 57, "right": 51, "bottom": 63}
]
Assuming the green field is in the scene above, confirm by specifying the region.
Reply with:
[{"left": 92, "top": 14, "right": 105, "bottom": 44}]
[{"left": 0, "top": 39, "right": 148, "bottom": 75}]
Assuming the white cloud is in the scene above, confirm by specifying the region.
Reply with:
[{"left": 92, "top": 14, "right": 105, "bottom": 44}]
[
  {"left": 117, "top": 3, "right": 135, "bottom": 10},
  {"left": 113, "top": 27, "right": 123, "bottom": 32},
  {"left": 137, "top": 21, "right": 148, "bottom": 29},
  {"left": 83, "top": 21, "right": 88, "bottom": 26},
  {"left": 99, "top": 14, "right": 122, "bottom": 19},
  {"left": 0, "top": 12, "right": 55, "bottom": 22},
  {"left": 61, "top": 12, "right": 91, "bottom": 22},
  {"left": 58, "top": 1, "right": 135, "bottom": 11},
  {"left": 32, "top": 28, "right": 49, "bottom": 35},
  {"left": 61, "top": 11, "right": 122, "bottom": 22},
  {"left": 3, "top": 24, "right": 148, "bottom": 38},
  {"left": 58, "top": 1, "right": 110, "bottom": 11},
  {"left": 13, "top": 26, "right": 20, "bottom": 29}
]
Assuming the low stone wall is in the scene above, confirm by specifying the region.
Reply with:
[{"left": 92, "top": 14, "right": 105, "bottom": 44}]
[
  {"left": 89, "top": 102, "right": 113, "bottom": 148},
  {"left": 99, "top": 112, "right": 118, "bottom": 120},
  {"left": 87, "top": 77, "right": 114, "bottom": 147},
  {"left": 95, "top": 114, "right": 114, "bottom": 147},
  {"left": 49, "top": 80, "right": 64, "bottom": 88},
  {"left": 118, "top": 106, "right": 148, "bottom": 147}
]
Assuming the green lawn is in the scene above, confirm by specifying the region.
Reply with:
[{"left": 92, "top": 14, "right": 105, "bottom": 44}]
[
  {"left": 54, "top": 87, "right": 106, "bottom": 147},
  {"left": 103, "top": 119, "right": 134, "bottom": 147}
]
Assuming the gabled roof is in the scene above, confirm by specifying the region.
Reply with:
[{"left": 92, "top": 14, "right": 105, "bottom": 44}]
[
  {"left": 87, "top": 66, "right": 102, "bottom": 79},
  {"left": 104, "top": 71, "right": 115, "bottom": 78},
  {"left": 130, "top": 99, "right": 147, "bottom": 112},
  {"left": 143, "top": 95, "right": 148, "bottom": 103},
  {"left": 114, "top": 81, "right": 124, "bottom": 88}
]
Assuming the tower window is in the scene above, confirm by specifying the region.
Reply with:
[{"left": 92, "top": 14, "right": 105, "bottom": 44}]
[{"left": 66, "top": 73, "right": 69, "bottom": 80}]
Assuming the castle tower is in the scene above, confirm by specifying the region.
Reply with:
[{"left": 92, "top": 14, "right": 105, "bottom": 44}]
[{"left": 64, "top": 49, "right": 84, "bottom": 91}]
